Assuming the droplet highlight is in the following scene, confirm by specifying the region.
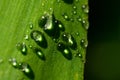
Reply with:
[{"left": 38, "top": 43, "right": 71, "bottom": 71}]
[
  {"left": 80, "top": 39, "right": 88, "bottom": 48},
  {"left": 9, "top": 58, "right": 18, "bottom": 68}
]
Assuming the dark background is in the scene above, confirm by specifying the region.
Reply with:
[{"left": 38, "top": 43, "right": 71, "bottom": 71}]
[{"left": 85, "top": 0, "right": 120, "bottom": 80}]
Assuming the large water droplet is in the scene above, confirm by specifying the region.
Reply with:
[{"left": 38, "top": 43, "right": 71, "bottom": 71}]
[
  {"left": 18, "top": 62, "right": 34, "bottom": 79},
  {"left": 80, "top": 39, "right": 88, "bottom": 48},
  {"left": 9, "top": 58, "right": 18, "bottom": 68},
  {"left": 16, "top": 42, "right": 27, "bottom": 55},
  {"left": 62, "top": 0, "right": 73, "bottom": 4},
  {"left": 30, "top": 30, "right": 48, "bottom": 48},
  {"left": 39, "top": 14, "right": 61, "bottom": 39},
  {"left": 57, "top": 42, "right": 72, "bottom": 60},
  {"left": 62, "top": 32, "right": 77, "bottom": 50},
  {"left": 33, "top": 47, "right": 45, "bottom": 60}
]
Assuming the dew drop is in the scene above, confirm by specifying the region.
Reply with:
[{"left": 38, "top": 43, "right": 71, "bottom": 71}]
[
  {"left": 77, "top": 16, "right": 82, "bottom": 22},
  {"left": 30, "top": 30, "right": 48, "bottom": 48},
  {"left": 70, "top": 18, "right": 74, "bottom": 22},
  {"left": 62, "top": 13, "right": 70, "bottom": 21},
  {"left": 80, "top": 39, "right": 88, "bottom": 48},
  {"left": 62, "top": 32, "right": 77, "bottom": 50},
  {"left": 73, "top": 5, "right": 77, "bottom": 10},
  {"left": 57, "top": 42, "right": 72, "bottom": 60},
  {"left": 82, "top": 4, "right": 89, "bottom": 14},
  {"left": 82, "top": 19, "right": 89, "bottom": 30},
  {"left": 33, "top": 47, "right": 45, "bottom": 60},
  {"left": 55, "top": 20, "right": 65, "bottom": 31},
  {"left": 24, "top": 35, "right": 29, "bottom": 40},
  {"left": 16, "top": 42, "right": 27, "bottom": 55},
  {"left": 39, "top": 14, "right": 61, "bottom": 39},
  {"left": 38, "top": 15, "right": 48, "bottom": 27},
  {"left": 9, "top": 58, "right": 18, "bottom": 68},
  {"left": 72, "top": 10, "right": 77, "bottom": 15},
  {"left": 18, "top": 62, "right": 34, "bottom": 79},
  {"left": 29, "top": 23, "right": 33, "bottom": 29},
  {"left": 75, "top": 50, "right": 82, "bottom": 58}
]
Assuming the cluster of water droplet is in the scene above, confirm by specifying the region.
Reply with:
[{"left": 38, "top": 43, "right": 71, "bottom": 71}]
[{"left": 9, "top": 58, "right": 34, "bottom": 79}]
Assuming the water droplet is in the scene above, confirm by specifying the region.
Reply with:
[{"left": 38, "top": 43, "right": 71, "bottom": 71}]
[
  {"left": 33, "top": 47, "right": 45, "bottom": 60},
  {"left": 80, "top": 39, "right": 88, "bottom": 48},
  {"left": 39, "top": 14, "right": 60, "bottom": 39},
  {"left": 28, "top": 45, "right": 33, "bottom": 49},
  {"left": 9, "top": 58, "right": 18, "bottom": 68},
  {"left": 76, "top": 32, "right": 79, "bottom": 36},
  {"left": 18, "top": 62, "right": 34, "bottom": 79},
  {"left": 38, "top": 15, "right": 48, "bottom": 27},
  {"left": 55, "top": 20, "right": 65, "bottom": 31},
  {"left": 77, "top": 16, "right": 82, "bottom": 22},
  {"left": 72, "top": 10, "right": 77, "bottom": 15},
  {"left": 30, "top": 30, "right": 48, "bottom": 48},
  {"left": 82, "top": 19, "right": 89, "bottom": 30},
  {"left": 62, "top": 0, "right": 73, "bottom": 4},
  {"left": 53, "top": 38, "right": 59, "bottom": 43},
  {"left": 62, "top": 13, "right": 70, "bottom": 21},
  {"left": 16, "top": 42, "right": 27, "bottom": 55},
  {"left": 62, "top": 32, "right": 77, "bottom": 50},
  {"left": 73, "top": 5, "right": 77, "bottom": 10},
  {"left": 29, "top": 23, "right": 33, "bottom": 29},
  {"left": 82, "top": 4, "right": 89, "bottom": 13},
  {"left": 57, "top": 42, "right": 72, "bottom": 60},
  {"left": 24, "top": 35, "right": 29, "bottom": 40},
  {"left": 57, "top": 0, "right": 61, "bottom": 3},
  {"left": 75, "top": 50, "right": 82, "bottom": 58}
]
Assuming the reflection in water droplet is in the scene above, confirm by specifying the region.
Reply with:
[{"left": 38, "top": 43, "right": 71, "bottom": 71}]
[
  {"left": 57, "top": 42, "right": 72, "bottom": 60},
  {"left": 73, "top": 5, "right": 77, "bottom": 10},
  {"left": 30, "top": 30, "right": 48, "bottom": 48},
  {"left": 80, "top": 39, "right": 88, "bottom": 48},
  {"left": 62, "top": 32, "right": 77, "bottom": 50},
  {"left": 18, "top": 62, "right": 34, "bottom": 79},
  {"left": 75, "top": 50, "right": 82, "bottom": 58},
  {"left": 16, "top": 42, "right": 27, "bottom": 55},
  {"left": 72, "top": 10, "right": 77, "bottom": 15},
  {"left": 33, "top": 47, "right": 46, "bottom": 60},
  {"left": 9, "top": 58, "right": 18, "bottom": 68}
]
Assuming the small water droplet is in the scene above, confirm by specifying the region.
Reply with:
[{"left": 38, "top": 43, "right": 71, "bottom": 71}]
[
  {"left": 57, "top": 0, "right": 61, "bottom": 3},
  {"left": 57, "top": 42, "right": 72, "bottom": 60},
  {"left": 38, "top": 14, "right": 48, "bottom": 27},
  {"left": 33, "top": 47, "right": 45, "bottom": 60},
  {"left": 55, "top": 20, "right": 65, "bottom": 31},
  {"left": 80, "top": 39, "right": 88, "bottom": 48},
  {"left": 62, "top": 13, "right": 70, "bottom": 21},
  {"left": 75, "top": 0, "right": 79, "bottom": 2},
  {"left": 73, "top": 5, "right": 77, "bottom": 10},
  {"left": 16, "top": 42, "right": 27, "bottom": 55},
  {"left": 62, "top": 32, "right": 77, "bottom": 50},
  {"left": 82, "top": 19, "right": 89, "bottom": 30},
  {"left": 75, "top": 50, "right": 82, "bottom": 58},
  {"left": 30, "top": 30, "right": 48, "bottom": 48},
  {"left": 18, "top": 62, "right": 34, "bottom": 79},
  {"left": 24, "top": 35, "right": 29, "bottom": 40},
  {"left": 28, "top": 45, "right": 33, "bottom": 49},
  {"left": 53, "top": 38, "right": 59, "bottom": 43},
  {"left": 82, "top": 4, "right": 89, "bottom": 13},
  {"left": 9, "top": 58, "right": 18, "bottom": 68},
  {"left": 62, "top": 0, "right": 73, "bottom": 4},
  {"left": 72, "top": 10, "right": 77, "bottom": 15},
  {"left": 70, "top": 18, "right": 74, "bottom": 22},
  {"left": 77, "top": 16, "right": 82, "bottom": 22},
  {"left": 29, "top": 23, "right": 33, "bottom": 29},
  {"left": 76, "top": 32, "right": 79, "bottom": 36}
]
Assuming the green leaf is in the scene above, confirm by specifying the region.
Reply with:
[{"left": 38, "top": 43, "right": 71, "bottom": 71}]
[{"left": 0, "top": 0, "right": 88, "bottom": 80}]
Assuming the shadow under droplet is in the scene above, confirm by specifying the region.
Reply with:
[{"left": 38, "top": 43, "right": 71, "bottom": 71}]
[{"left": 62, "top": 0, "right": 73, "bottom": 4}]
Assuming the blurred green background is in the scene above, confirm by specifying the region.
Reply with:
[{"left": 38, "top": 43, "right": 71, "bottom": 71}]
[{"left": 85, "top": 0, "right": 120, "bottom": 80}]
